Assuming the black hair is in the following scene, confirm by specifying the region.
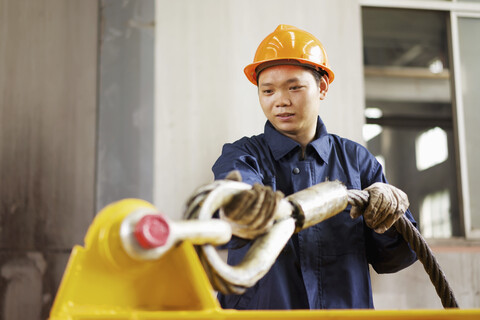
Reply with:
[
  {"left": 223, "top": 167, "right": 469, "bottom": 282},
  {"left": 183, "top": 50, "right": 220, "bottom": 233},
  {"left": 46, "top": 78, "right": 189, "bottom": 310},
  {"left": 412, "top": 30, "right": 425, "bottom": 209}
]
[
  {"left": 307, "top": 68, "right": 328, "bottom": 86},
  {"left": 257, "top": 64, "right": 328, "bottom": 86}
]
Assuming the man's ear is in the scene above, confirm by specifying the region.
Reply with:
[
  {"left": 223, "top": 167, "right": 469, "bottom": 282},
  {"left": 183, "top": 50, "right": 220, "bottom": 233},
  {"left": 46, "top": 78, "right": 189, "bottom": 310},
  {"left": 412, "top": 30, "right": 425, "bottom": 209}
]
[{"left": 319, "top": 75, "right": 329, "bottom": 100}]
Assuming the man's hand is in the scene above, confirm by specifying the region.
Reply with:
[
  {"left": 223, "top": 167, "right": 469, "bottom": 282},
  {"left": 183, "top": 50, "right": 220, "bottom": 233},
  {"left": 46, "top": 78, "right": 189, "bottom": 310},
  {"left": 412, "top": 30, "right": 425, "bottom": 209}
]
[
  {"left": 221, "top": 171, "right": 283, "bottom": 239},
  {"left": 350, "top": 182, "right": 409, "bottom": 234}
]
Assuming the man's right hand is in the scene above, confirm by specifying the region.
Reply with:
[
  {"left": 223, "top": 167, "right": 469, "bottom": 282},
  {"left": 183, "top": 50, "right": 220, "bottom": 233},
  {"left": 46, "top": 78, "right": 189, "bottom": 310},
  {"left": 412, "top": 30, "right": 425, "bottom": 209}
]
[{"left": 221, "top": 171, "right": 283, "bottom": 239}]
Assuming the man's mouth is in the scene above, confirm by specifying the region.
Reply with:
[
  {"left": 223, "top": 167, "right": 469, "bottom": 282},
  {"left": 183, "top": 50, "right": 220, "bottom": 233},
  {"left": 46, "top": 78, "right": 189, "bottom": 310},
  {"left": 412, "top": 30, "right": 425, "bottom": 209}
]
[{"left": 276, "top": 113, "right": 295, "bottom": 120}]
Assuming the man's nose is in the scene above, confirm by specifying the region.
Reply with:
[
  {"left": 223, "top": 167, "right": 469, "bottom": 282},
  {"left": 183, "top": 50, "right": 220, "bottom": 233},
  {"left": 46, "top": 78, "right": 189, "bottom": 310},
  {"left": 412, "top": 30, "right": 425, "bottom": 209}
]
[{"left": 275, "top": 90, "right": 291, "bottom": 108}]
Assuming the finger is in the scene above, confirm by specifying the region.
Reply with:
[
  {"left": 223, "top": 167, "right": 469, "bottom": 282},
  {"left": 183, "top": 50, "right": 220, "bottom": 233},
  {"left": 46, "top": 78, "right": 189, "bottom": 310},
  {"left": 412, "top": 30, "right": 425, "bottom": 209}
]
[
  {"left": 244, "top": 187, "right": 280, "bottom": 235},
  {"left": 230, "top": 223, "right": 256, "bottom": 239},
  {"left": 374, "top": 214, "right": 396, "bottom": 233},
  {"left": 393, "top": 188, "right": 409, "bottom": 212},
  {"left": 225, "top": 191, "right": 254, "bottom": 220},
  {"left": 364, "top": 191, "right": 383, "bottom": 228},
  {"left": 241, "top": 185, "right": 266, "bottom": 225},
  {"left": 262, "top": 189, "right": 280, "bottom": 224},
  {"left": 253, "top": 222, "right": 274, "bottom": 237},
  {"left": 394, "top": 210, "right": 405, "bottom": 220},
  {"left": 370, "top": 194, "right": 392, "bottom": 229},
  {"left": 390, "top": 188, "right": 399, "bottom": 209},
  {"left": 224, "top": 190, "right": 255, "bottom": 220},
  {"left": 374, "top": 224, "right": 388, "bottom": 234},
  {"left": 373, "top": 185, "right": 407, "bottom": 229},
  {"left": 249, "top": 187, "right": 272, "bottom": 229},
  {"left": 350, "top": 206, "right": 363, "bottom": 219},
  {"left": 225, "top": 170, "right": 242, "bottom": 181}
]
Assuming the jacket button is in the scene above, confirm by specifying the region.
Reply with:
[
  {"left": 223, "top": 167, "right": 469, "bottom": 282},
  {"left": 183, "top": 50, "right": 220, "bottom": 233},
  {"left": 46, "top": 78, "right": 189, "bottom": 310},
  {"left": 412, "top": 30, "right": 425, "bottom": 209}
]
[{"left": 292, "top": 167, "right": 300, "bottom": 175}]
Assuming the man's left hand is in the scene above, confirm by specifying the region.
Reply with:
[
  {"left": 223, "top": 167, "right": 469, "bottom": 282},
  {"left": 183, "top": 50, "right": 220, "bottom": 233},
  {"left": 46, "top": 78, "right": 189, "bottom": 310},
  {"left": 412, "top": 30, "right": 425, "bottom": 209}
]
[{"left": 350, "top": 182, "right": 409, "bottom": 234}]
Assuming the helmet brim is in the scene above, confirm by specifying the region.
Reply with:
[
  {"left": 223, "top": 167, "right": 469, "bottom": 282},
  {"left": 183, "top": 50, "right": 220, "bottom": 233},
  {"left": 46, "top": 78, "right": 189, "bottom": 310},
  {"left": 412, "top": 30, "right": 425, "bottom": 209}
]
[{"left": 244, "top": 58, "right": 335, "bottom": 86}]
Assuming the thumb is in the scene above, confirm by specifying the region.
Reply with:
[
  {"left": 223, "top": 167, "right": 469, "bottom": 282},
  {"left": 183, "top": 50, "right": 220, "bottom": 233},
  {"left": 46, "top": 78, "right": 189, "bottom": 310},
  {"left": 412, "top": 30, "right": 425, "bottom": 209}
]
[
  {"left": 350, "top": 206, "right": 363, "bottom": 219},
  {"left": 225, "top": 170, "right": 242, "bottom": 182}
]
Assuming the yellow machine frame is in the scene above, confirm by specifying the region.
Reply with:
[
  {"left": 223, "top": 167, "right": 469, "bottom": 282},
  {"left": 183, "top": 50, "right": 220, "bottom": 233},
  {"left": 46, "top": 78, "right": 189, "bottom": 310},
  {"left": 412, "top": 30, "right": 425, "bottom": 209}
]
[{"left": 49, "top": 199, "right": 479, "bottom": 320}]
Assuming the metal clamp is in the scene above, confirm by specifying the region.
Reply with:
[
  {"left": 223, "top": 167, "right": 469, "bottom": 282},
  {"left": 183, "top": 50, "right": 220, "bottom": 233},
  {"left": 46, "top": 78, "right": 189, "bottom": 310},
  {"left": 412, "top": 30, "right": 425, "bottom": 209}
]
[{"left": 118, "top": 179, "right": 348, "bottom": 295}]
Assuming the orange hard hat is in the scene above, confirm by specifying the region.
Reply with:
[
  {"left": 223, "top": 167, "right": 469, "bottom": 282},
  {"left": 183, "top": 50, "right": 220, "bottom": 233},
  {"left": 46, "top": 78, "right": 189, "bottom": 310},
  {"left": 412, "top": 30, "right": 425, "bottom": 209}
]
[{"left": 244, "top": 24, "right": 335, "bottom": 85}]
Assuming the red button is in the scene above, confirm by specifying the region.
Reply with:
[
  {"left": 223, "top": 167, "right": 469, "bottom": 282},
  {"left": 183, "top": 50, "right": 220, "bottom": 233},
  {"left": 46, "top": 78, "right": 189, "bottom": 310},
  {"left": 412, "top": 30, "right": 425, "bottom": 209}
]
[{"left": 134, "top": 214, "right": 170, "bottom": 249}]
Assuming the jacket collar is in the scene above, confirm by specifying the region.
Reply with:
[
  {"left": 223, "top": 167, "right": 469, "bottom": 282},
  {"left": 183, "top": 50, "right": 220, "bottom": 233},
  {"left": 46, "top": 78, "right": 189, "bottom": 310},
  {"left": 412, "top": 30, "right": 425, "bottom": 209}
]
[{"left": 264, "top": 117, "right": 330, "bottom": 164}]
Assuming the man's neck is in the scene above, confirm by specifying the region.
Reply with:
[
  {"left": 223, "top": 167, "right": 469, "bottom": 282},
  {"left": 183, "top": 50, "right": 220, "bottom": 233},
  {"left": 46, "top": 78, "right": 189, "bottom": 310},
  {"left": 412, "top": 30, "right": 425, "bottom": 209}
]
[{"left": 288, "top": 127, "right": 318, "bottom": 159}]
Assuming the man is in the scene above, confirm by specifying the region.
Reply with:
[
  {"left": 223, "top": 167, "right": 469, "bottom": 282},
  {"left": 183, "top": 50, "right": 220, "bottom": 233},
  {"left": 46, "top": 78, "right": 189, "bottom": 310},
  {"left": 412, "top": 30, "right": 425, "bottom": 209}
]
[{"left": 212, "top": 25, "right": 417, "bottom": 310}]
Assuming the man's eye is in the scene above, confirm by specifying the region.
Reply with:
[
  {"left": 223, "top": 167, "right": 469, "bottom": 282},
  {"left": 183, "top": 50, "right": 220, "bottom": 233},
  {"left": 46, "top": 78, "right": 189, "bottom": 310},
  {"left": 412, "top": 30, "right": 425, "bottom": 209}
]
[
  {"left": 290, "top": 86, "right": 303, "bottom": 90},
  {"left": 263, "top": 90, "right": 273, "bottom": 94}
]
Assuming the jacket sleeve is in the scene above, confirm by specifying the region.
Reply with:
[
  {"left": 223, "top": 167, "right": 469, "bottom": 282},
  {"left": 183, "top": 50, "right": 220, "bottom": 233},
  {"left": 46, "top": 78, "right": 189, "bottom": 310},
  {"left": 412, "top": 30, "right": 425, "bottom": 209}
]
[
  {"left": 212, "top": 140, "right": 265, "bottom": 186},
  {"left": 211, "top": 140, "right": 264, "bottom": 249},
  {"left": 360, "top": 149, "right": 418, "bottom": 274}
]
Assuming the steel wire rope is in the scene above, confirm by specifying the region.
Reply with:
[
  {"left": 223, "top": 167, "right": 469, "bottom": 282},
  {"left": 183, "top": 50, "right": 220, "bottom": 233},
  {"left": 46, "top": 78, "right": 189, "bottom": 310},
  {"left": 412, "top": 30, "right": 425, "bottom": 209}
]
[{"left": 347, "top": 189, "right": 459, "bottom": 309}]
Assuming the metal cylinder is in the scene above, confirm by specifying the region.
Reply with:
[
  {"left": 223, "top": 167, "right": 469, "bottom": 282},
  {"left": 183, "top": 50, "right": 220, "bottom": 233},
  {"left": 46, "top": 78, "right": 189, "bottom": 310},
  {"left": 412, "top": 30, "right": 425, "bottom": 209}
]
[{"left": 287, "top": 180, "right": 348, "bottom": 230}]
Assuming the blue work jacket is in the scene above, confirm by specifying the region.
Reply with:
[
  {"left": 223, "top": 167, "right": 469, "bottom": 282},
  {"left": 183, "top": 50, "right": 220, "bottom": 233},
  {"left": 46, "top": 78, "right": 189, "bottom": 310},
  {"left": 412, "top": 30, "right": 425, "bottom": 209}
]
[{"left": 212, "top": 117, "right": 417, "bottom": 310}]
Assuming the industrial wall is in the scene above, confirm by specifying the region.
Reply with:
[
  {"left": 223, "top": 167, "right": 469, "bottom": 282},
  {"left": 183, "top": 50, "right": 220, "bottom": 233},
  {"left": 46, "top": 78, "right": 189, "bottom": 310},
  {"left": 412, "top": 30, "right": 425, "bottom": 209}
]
[
  {"left": 97, "top": 0, "right": 155, "bottom": 212},
  {"left": 0, "top": 0, "right": 98, "bottom": 319}
]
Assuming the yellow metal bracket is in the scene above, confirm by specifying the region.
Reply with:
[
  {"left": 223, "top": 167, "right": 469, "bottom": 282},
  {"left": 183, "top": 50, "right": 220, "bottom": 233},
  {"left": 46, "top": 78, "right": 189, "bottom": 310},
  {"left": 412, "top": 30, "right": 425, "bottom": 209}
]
[
  {"left": 49, "top": 199, "right": 220, "bottom": 319},
  {"left": 49, "top": 198, "right": 480, "bottom": 320}
]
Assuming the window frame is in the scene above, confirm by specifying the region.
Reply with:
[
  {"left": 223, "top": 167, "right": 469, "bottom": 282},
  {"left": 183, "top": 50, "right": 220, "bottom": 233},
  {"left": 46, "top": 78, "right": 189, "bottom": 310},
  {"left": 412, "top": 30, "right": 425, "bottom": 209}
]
[{"left": 359, "top": 0, "right": 480, "bottom": 239}]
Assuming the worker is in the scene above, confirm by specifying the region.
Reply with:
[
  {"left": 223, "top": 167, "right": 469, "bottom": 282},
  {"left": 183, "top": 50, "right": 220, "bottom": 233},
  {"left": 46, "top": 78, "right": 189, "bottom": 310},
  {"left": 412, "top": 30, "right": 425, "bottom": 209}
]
[{"left": 212, "top": 25, "right": 417, "bottom": 310}]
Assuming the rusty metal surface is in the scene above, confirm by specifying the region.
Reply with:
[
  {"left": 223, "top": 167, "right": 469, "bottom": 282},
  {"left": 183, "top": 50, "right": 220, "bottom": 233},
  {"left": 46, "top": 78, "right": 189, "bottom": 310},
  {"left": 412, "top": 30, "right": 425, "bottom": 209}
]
[
  {"left": 0, "top": 0, "right": 98, "bottom": 250},
  {"left": 0, "top": 0, "right": 99, "bottom": 319}
]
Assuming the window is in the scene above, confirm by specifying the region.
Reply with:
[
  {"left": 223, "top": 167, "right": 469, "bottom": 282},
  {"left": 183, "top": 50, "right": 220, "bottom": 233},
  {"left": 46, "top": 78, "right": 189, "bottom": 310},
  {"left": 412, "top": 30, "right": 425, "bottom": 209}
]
[
  {"left": 362, "top": 7, "right": 461, "bottom": 237},
  {"left": 415, "top": 127, "right": 448, "bottom": 172},
  {"left": 455, "top": 14, "right": 480, "bottom": 236},
  {"left": 361, "top": 1, "right": 480, "bottom": 238}
]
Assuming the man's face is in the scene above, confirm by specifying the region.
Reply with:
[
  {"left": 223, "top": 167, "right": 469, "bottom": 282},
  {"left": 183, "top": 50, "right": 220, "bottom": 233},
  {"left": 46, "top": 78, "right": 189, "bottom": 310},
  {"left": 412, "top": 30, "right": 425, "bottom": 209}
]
[{"left": 257, "top": 65, "right": 327, "bottom": 145}]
